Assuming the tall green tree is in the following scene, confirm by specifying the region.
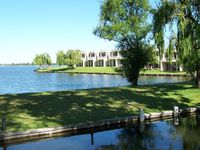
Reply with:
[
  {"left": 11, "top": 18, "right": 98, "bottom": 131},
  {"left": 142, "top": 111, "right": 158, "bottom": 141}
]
[
  {"left": 65, "top": 50, "right": 82, "bottom": 68},
  {"left": 56, "top": 50, "right": 81, "bottom": 67},
  {"left": 153, "top": 0, "right": 200, "bottom": 87},
  {"left": 94, "top": 0, "right": 155, "bottom": 85},
  {"left": 56, "top": 50, "right": 66, "bottom": 66},
  {"left": 33, "top": 53, "right": 52, "bottom": 67},
  {"left": 43, "top": 53, "right": 52, "bottom": 66},
  {"left": 33, "top": 54, "right": 43, "bottom": 67}
]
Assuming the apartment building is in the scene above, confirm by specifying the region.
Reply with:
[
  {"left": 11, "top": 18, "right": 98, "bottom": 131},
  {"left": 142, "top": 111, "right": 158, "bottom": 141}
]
[
  {"left": 78, "top": 50, "right": 183, "bottom": 71},
  {"left": 78, "top": 51, "right": 122, "bottom": 67},
  {"left": 156, "top": 50, "right": 183, "bottom": 71}
]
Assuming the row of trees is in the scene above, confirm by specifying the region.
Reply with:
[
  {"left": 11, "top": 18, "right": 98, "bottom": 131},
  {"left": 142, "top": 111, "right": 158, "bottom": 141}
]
[
  {"left": 94, "top": 0, "right": 200, "bottom": 87},
  {"left": 56, "top": 50, "right": 82, "bottom": 68},
  {"left": 33, "top": 50, "right": 82, "bottom": 68}
]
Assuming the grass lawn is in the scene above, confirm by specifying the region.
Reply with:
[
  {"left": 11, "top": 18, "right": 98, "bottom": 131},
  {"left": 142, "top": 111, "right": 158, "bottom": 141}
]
[
  {"left": 63, "top": 67, "right": 120, "bottom": 74},
  {"left": 140, "top": 69, "right": 186, "bottom": 75},
  {"left": 0, "top": 83, "right": 199, "bottom": 132},
  {"left": 38, "top": 67, "right": 186, "bottom": 75},
  {"left": 38, "top": 67, "right": 121, "bottom": 74},
  {"left": 38, "top": 67, "right": 120, "bottom": 74}
]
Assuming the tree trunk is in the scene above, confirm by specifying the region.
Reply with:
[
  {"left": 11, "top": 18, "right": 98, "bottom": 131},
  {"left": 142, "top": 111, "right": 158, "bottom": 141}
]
[
  {"left": 197, "top": 69, "right": 200, "bottom": 88},
  {"left": 131, "top": 78, "right": 138, "bottom": 86},
  {"left": 194, "top": 64, "right": 200, "bottom": 88}
]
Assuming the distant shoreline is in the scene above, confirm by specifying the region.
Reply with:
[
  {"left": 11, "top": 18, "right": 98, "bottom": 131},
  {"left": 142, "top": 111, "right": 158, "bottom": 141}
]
[{"left": 0, "top": 64, "right": 35, "bottom": 67}]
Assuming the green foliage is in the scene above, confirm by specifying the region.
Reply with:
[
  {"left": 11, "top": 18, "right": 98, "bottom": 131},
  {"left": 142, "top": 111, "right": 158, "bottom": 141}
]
[
  {"left": 153, "top": 0, "right": 200, "bottom": 87},
  {"left": 94, "top": 0, "right": 155, "bottom": 85},
  {"left": 120, "top": 43, "right": 155, "bottom": 84},
  {"left": 33, "top": 53, "right": 52, "bottom": 67},
  {"left": 153, "top": 1, "right": 177, "bottom": 57},
  {"left": 56, "top": 50, "right": 82, "bottom": 68},
  {"left": 44, "top": 53, "right": 52, "bottom": 65},
  {"left": 56, "top": 50, "right": 66, "bottom": 66},
  {"left": 33, "top": 54, "right": 43, "bottom": 66},
  {"left": 65, "top": 50, "right": 81, "bottom": 68},
  {"left": 167, "top": 35, "right": 176, "bottom": 62}
]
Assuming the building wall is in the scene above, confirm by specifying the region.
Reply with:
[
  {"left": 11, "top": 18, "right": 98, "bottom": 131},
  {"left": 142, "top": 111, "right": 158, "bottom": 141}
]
[
  {"left": 80, "top": 50, "right": 123, "bottom": 68},
  {"left": 79, "top": 50, "right": 182, "bottom": 71},
  {"left": 158, "top": 50, "right": 183, "bottom": 71}
]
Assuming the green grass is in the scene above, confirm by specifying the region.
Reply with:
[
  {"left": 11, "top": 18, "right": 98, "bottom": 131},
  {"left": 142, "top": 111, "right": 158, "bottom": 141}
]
[
  {"left": 140, "top": 69, "right": 186, "bottom": 75},
  {"left": 64, "top": 67, "right": 120, "bottom": 74},
  {"left": 38, "top": 67, "right": 186, "bottom": 75},
  {"left": 0, "top": 83, "right": 199, "bottom": 132},
  {"left": 38, "top": 67, "right": 120, "bottom": 74}
]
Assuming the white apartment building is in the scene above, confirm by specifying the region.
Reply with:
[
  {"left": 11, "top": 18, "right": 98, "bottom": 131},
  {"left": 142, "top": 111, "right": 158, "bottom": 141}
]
[
  {"left": 156, "top": 50, "right": 183, "bottom": 71},
  {"left": 78, "top": 50, "right": 183, "bottom": 71},
  {"left": 78, "top": 50, "right": 123, "bottom": 67}
]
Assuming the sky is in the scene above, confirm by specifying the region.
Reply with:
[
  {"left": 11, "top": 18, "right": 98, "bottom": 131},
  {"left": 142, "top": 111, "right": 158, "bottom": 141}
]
[{"left": 0, "top": 0, "right": 116, "bottom": 64}]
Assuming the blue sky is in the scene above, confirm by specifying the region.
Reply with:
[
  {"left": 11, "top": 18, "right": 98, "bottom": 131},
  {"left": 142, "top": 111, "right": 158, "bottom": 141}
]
[{"left": 0, "top": 0, "right": 116, "bottom": 64}]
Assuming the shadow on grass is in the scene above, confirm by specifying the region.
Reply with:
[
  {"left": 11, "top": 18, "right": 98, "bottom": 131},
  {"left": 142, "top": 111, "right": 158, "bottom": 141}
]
[{"left": 0, "top": 83, "right": 199, "bottom": 131}]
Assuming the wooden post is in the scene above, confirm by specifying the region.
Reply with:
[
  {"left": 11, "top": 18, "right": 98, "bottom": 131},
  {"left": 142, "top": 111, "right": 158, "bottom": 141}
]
[
  {"left": 173, "top": 106, "right": 179, "bottom": 126},
  {"left": 90, "top": 129, "right": 94, "bottom": 145},
  {"left": 139, "top": 108, "right": 145, "bottom": 122},
  {"left": 173, "top": 106, "right": 179, "bottom": 116},
  {"left": 138, "top": 108, "right": 145, "bottom": 132},
  {"left": 139, "top": 122, "right": 145, "bottom": 133}
]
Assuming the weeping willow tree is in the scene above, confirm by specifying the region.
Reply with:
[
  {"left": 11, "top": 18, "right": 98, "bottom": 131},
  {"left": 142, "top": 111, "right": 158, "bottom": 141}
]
[
  {"left": 94, "top": 0, "right": 155, "bottom": 85},
  {"left": 153, "top": 0, "right": 200, "bottom": 87},
  {"left": 33, "top": 53, "right": 52, "bottom": 67},
  {"left": 65, "top": 50, "right": 82, "bottom": 68}
]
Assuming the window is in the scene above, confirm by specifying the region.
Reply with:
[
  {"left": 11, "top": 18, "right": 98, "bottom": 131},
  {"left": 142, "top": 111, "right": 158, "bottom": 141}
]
[
  {"left": 89, "top": 53, "right": 95, "bottom": 57},
  {"left": 113, "top": 52, "right": 118, "bottom": 56},
  {"left": 99, "top": 52, "right": 106, "bottom": 57},
  {"left": 81, "top": 54, "right": 85, "bottom": 58},
  {"left": 111, "top": 51, "right": 118, "bottom": 57},
  {"left": 174, "top": 52, "right": 177, "bottom": 59}
]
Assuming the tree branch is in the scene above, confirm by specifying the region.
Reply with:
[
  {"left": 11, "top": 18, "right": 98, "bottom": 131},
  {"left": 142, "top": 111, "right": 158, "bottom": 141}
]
[
  {"left": 121, "top": 34, "right": 135, "bottom": 50},
  {"left": 185, "top": 14, "right": 198, "bottom": 24}
]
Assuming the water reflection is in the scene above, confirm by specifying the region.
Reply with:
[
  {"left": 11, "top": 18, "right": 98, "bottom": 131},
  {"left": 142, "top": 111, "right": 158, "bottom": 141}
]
[
  {"left": 97, "top": 115, "right": 200, "bottom": 150},
  {"left": 176, "top": 114, "right": 200, "bottom": 150},
  {"left": 1, "top": 114, "right": 200, "bottom": 150}
]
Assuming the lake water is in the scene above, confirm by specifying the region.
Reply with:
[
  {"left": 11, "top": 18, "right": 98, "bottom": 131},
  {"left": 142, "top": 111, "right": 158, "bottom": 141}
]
[
  {"left": 0, "top": 66, "right": 190, "bottom": 94},
  {"left": 1, "top": 114, "right": 199, "bottom": 150}
]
